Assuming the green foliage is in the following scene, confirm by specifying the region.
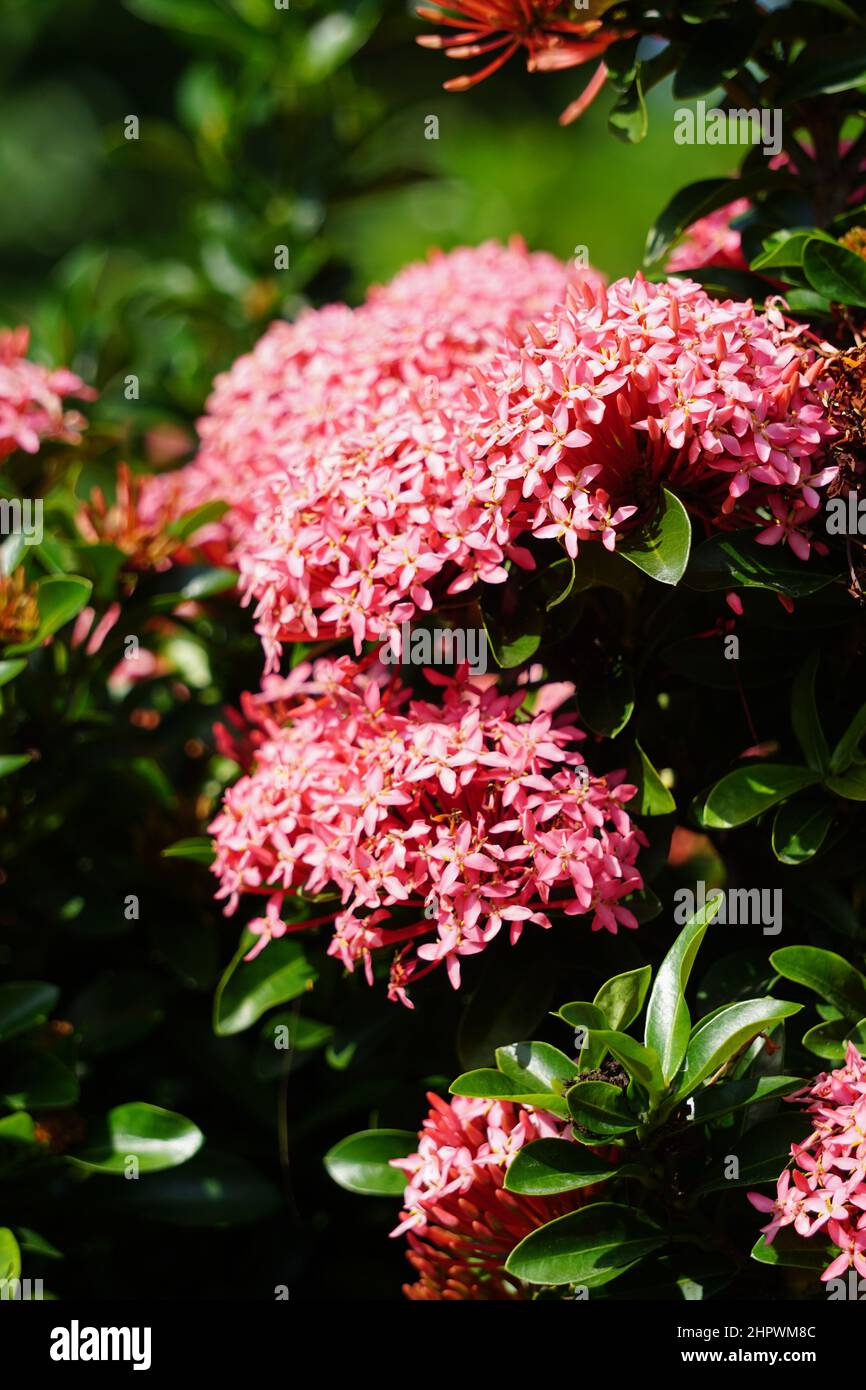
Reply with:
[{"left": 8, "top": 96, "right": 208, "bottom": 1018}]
[{"left": 7, "top": 0, "right": 866, "bottom": 1308}]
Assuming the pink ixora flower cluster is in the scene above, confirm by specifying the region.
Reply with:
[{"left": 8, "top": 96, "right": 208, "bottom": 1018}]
[
  {"left": 468, "top": 273, "right": 837, "bottom": 563},
  {"left": 153, "top": 240, "right": 602, "bottom": 669},
  {"left": 0, "top": 326, "right": 94, "bottom": 460},
  {"left": 208, "top": 656, "right": 644, "bottom": 1005},
  {"left": 666, "top": 199, "right": 750, "bottom": 275},
  {"left": 748, "top": 1044, "right": 866, "bottom": 1283},
  {"left": 390, "top": 1092, "right": 589, "bottom": 1300}
]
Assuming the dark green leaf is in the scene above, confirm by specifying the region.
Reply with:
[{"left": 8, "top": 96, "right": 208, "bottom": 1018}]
[
  {"left": 685, "top": 533, "right": 835, "bottom": 596},
  {"left": 780, "top": 33, "right": 866, "bottom": 101},
  {"left": 0, "top": 981, "right": 59, "bottom": 1041},
  {"left": 770, "top": 945, "right": 866, "bottom": 1019},
  {"left": 791, "top": 652, "right": 830, "bottom": 772},
  {"left": 579, "top": 660, "right": 634, "bottom": 737},
  {"left": 830, "top": 700, "right": 866, "bottom": 773},
  {"left": 771, "top": 798, "right": 834, "bottom": 864},
  {"left": 803, "top": 237, "right": 866, "bottom": 308},
  {"left": 161, "top": 836, "right": 215, "bottom": 864},
  {"left": 691, "top": 1075, "right": 802, "bottom": 1124},
  {"left": 567, "top": 1081, "right": 637, "bottom": 1136},
  {"left": 505, "top": 1202, "right": 665, "bottom": 1287},
  {"left": 505, "top": 1140, "right": 621, "bottom": 1195}
]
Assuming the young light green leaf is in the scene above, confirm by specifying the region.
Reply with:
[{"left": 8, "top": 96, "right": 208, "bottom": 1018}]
[
  {"left": 555, "top": 1001, "right": 608, "bottom": 1070},
  {"left": 587, "top": 1030, "right": 663, "bottom": 1097},
  {"left": 644, "top": 898, "right": 722, "bottom": 1083},
  {"left": 629, "top": 742, "right": 676, "bottom": 816},
  {"left": 592, "top": 965, "right": 652, "bottom": 1033},
  {"left": 674, "top": 998, "right": 802, "bottom": 1100}
]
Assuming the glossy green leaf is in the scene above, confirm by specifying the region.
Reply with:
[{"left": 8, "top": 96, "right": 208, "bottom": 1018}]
[
  {"left": 587, "top": 1030, "right": 662, "bottom": 1096},
  {"left": 691, "top": 1075, "right": 802, "bottom": 1124},
  {"left": 69, "top": 1102, "right": 203, "bottom": 1174},
  {"left": 771, "top": 798, "right": 834, "bottom": 864},
  {"left": 505, "top": 1139, "right": 621, "bottom": 1196},
  {"left": 750, "top": 1230, "right": 830, "bottom": 1271},
  {"left": 593, "top": 965, "right": 652, "bottom": 1034},
  {"left": 770, "top": 945, "right": 866, "bottom": 1019},
  {"left": 324, "top": 1129, "right": 416, "bottom": 1196},
  {"left": 698, "top": 764, "right": 821, "bottom": 829},
  {"left": 751, "top": 229, "right": 829, "bottom": 271},
  {"left": 505, "top": 1202, "right": 665, "bottom": 1287},
  {"left": 0, "top": 753, "right": 32, "bottom": 778},
  {"left": 645, "top": 899, "right": 721, "bottom": 1083},
  {"left": 6, "top": 575, "right": 92, "bottom": 654},
  {"left": 698, "top": 1114, "right": 807, "bottom": 1192},
  {"left": 0, "top": 659, "right": 26, "bottom": 687},
  {"left": 617, "top": 489, "right": 691, "bottom": 586},
  {"left": 629, "top": 742, "right": 676, "bottom": 816},
  {"left": 646, "top": 174, "right": 789, "bottom": 265},
  {"left": 567, "top": 1081, "right": 637, "bottom": 1136},
  {"left": 672, "top": 19, "right": 756, "bottom": 99},
  {"left": 213, "top": 931, "right": 317, "bottom": 1036},
  {"left": 166, "top": 498, "right": 228, "bottom": 540},
  {"left": 674, "top": 998, "right": 802, "bottom": 1100},
  {"left": 684, "top": 533, "right": 835, "bottom": 596},
  {"left": 2, "top": 1053, "right": 79, "bottom": 1110},
  {"left": 803, "top": 237, "right": 866, "bottom": 308},
  {"left": 0, "top": 1228, "right": 21, "bottom": 1284},
  {"left": 480, "top": 588, "right": 544, "bottom": 669},
  {"left": 579, "top": 660, "right": 634, "bottom": 737},
  {"left": 555, "top": 1001, "right": 608, "bottom": 1069},
  {"left": 801, "top": 1016, "right": 866, "bottom": 1061},
  {"left": 111, "top": 1151, "right": 281, "bottom": 1227},
  {"left": 609, "top": 68, "right": 646, "bottom": 144},
  {"left": 495, "top": 1042, "right": 579, "bottom": 1094},
  {"left": 450, "top": 1068, "right": 569, "bottom": 1119}
]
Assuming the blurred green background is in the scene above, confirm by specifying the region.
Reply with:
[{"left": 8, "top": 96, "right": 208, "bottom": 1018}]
[{"left": 0, "top": 0, "right": 732, "bottom": 434}]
